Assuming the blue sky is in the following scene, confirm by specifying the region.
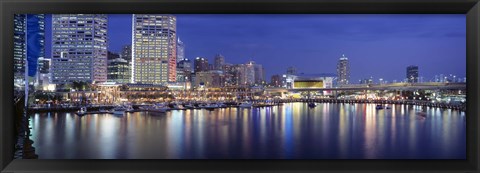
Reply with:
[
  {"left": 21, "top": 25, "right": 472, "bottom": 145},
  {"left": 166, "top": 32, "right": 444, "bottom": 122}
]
[{"left": 45, "top": 14, "right": 466, "bottom": 83}]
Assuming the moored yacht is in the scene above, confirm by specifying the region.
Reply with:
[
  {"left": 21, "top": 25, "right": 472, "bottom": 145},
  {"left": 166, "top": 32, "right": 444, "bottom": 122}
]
[{"left": 239, "top": 102, "right": 253, "bottom": 108}]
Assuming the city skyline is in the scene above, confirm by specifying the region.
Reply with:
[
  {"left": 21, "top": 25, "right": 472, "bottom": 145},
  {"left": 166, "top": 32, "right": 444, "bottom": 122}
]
[{"left": 44, "top": 14, "right": 466, "bottom": 83}]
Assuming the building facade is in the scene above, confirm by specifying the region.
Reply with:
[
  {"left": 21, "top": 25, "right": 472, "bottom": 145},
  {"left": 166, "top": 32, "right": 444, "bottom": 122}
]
[
  {"left": 406, "top": 65, "right": 419, "bottom": 83},
  {"left": 337, "top": 54, "right": 350, "bottom": 85},
  {"left": 107, "top": 58, "right": 131, "bottom": 84},
  {"left": 194, "top": 71, "right": 224, "bottom": 88},
  {"left": 132, "top": 14, "right": 177, "bottom": 84},
  {"left": 51, "top": 14, "right": 108, "bottom": 84}
]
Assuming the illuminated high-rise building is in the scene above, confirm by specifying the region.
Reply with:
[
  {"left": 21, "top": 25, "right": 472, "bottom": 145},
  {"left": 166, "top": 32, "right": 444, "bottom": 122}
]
[
  {"left": 337, "top": 54, "right": 350, "bottom": 85},
  {"left": 51, "top": 14, "right": 108, "bottom": 84},
  {"left": 132, "top": 14, "right": 177, "bottom": 84}
]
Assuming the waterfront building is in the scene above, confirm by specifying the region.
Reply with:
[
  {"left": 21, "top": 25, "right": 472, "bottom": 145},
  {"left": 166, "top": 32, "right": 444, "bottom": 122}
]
[
  {"left": 270, "top": 75, "right": 282, "bottom": 87},
  {"left": 287, "top": 66, "right": 297, "bottom": 75},
  {"left": 214, "top": 54, "right": 225, "bottom": 70},
  {"left": 14, "top": 14, "right": 45, "bottom": 88},
  {"left": 52, "top": 14, "right": 108, "bottom": 84},
  {"left": 194, "top": 57, "right": 209, "bottom": 73},
  {"left": 285, "top": 73, "right": 336, "bottom": 95},
  {"left": 337, "top": 54, "right": 350, "bottom": 85},
  {"left": 194, "top": 71, "right": 224, "bottom": 88},
  {"left": 132, "top": 14, "right": 177, "bottom": 84},
  {"left": 177, "top": 37, "right": 185, "bottom": 63},
  {"left": 406, "top": 65, "right": 419, "bottom": 83},
  {"left": 107, "top": 58, "right": 131, "bottom": 84}
]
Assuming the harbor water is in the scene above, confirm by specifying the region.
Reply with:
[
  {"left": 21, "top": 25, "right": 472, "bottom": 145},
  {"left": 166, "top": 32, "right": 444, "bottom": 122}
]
[{"left": 29, "top": 102, "right": 466, "bottom": 159}]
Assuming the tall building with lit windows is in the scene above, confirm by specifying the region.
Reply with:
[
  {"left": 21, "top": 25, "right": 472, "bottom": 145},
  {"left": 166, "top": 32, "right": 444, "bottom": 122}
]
[
  {"left": 51, "top": 14, "right": 108, "bottom": 84},
  {"left": 337, "top": 54, "right": 350, "bottom": 85},
  {"left": 132, "top": 14, "right": 177, "bottom": 84}
]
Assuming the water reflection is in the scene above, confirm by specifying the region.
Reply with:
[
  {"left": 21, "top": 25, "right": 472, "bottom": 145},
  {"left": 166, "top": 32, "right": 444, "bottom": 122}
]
[{"left": 30, "top": 103, "right": 466, "bottom": 159}]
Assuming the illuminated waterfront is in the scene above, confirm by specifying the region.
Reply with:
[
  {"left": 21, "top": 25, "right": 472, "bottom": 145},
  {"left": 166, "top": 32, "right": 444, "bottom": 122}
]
[{"left": 29, "top": 102, "right": 466, "bottom": 159}]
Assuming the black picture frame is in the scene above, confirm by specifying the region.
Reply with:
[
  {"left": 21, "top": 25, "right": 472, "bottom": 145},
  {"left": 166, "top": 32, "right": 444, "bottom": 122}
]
[{"left": 1, "top": 0, "right": 479, "bottom": 172}]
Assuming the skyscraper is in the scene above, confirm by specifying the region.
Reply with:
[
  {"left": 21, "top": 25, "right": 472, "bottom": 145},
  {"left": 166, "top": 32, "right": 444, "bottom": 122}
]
[
  {"left": 14, "top": 14, "right": 45, "bottom": 88},
  {"left": 243, "top": 61, "right": 256, "bottom": 85},
  {"left": 214, "top": 54, "right": 225, "bottom": 70},
  {"left": 132, "top": 14, "right": 177, "bottom": 84},
  {"left": 337, "top": 54, "right": 350, "bottom": 85},
  {"left": 194, "top": 57, "right": 209, "bottom": 73},
  {"left": 406, "top": 65, "right": 419, "bottom": 83},
  {"left": 177, "top": 37, "right": 185, "bottom": 63},
  {"left": 52, "top": 14, "right": 107, "bottom": 84}
]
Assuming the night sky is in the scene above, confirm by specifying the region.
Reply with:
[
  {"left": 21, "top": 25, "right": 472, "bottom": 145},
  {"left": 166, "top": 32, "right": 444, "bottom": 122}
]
[{"left": 45, "top": 14, "right": 466, "bottom": 83}]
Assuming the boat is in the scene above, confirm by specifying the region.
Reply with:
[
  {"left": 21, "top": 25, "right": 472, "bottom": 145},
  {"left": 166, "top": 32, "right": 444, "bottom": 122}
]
[
  {"left": 375, "top": 104, "right": 384, "bottom": 109},
  {"left": 308, "top": 102, "right": 316, "bottom": 108},
  {"left": 125, "top": 105, "right": 135, "bottom": 113},
  {"left": 98, "top": 108, "right": 112, "bottom": 114},
  {"left": 239, "top": 102, "right": 253, "bottom": 108},
  {"left": 173, "top": 103, "right": 185, "bottom": 110},
  {"left": 203, "top": 103, "right": 219, "bottom": 111},
  {"left": 146, "top": 104, "right": 169, "bottom": 113},
  {"left": 217, "top": 102, "right": 228, "bottom": 108},
  {"left": 184, "top": 103, "right": 195, "bottom": 109},
  {"left": 112, "top": 106, "right": 126, "bottom": 115},
  {"left": 76, "top": 107, "right": 87, "bottom": 116}
]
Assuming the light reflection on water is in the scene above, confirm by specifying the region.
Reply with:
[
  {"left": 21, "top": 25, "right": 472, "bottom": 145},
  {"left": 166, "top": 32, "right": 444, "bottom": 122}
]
[{"left": 29, "top": 103, "right": 466, "bottom": 159}]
